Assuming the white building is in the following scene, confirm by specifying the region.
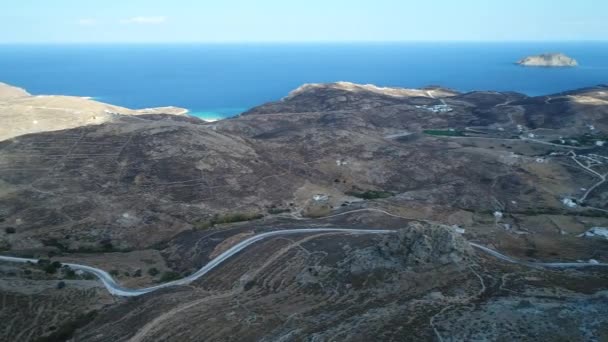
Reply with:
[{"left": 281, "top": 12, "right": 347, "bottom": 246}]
[
  {"left": 562, "top": 198, "right": 577, "bottom": 208},
  {"left": 313, "top": 194, "right": 329, "bottom": 202},
  {"left": 579, "top": 227, "right": 608, "bottom": 240}
]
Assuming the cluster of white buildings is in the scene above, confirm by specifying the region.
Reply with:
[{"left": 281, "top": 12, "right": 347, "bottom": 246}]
[{"left": 415, "top": 104, "right": 453, "bottom": 113}]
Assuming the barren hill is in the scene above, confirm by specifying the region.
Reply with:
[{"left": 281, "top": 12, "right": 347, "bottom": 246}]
[
  {"left": 0, "top": 84, "right": 188, "bottom": 141},
  {"left": 0, "top": 82, "right": 607, "bottom": 341},
  {"left": 0, "top": 82, "right": 30, "bottom": 100}
]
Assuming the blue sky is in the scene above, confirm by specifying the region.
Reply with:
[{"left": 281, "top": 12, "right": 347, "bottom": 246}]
[{"left": 1, "top": 0, "right": 606, "bottom": 43}]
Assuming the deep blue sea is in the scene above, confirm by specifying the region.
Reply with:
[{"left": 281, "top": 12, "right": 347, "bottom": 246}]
[{"left": 1, "top": 43, "right": 607, "bottom": 120}]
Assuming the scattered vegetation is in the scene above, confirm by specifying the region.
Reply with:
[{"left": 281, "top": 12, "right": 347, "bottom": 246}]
[
  {"left": 35, "top": 310, "right": 98, "bottom": 342},
  {"left": 303, "top": 204, "right": 332, "bottom": 218},
  {"left": 0, "top": 241, "right": 10, "bottom": 251},
  {"left": 550, "top": 133, "right": 607, "bottom": 146},
  {"left": 41, "top": 238, "right": 132, "bottom": 254},
  {"left": 99, "top": 239, "right": 115, "bottom": 251},
  {"left": 37, "top": 259, "right": 63, "bottom": 274},
  {"left": 148, "top": 267, "right": 159, "bottom": 276},
  {"left": 268, "top": 207, "right": 290, "bottom": 215},
  {"left": 62, "top": 266, "right": 76, "bottom": 279},
  {"left": 41, "top": 238, "right": 67, "bottom": 251},
  {"left": 423, "top": 129, "right": 466, "bottom": 137},
  {"left": 160, "top": 271, "right": 181, "bottom": 282},
  {"left": 193, "top": 212, "right": 264, "bottom": 230},
  {"left": 4, "top": 227, "right": 16, "bottom": 234},
  {"left": 347, "top": 190, "right": 394, "bottom": 200}
]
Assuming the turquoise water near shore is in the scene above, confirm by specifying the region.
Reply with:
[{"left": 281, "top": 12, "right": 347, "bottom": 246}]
[
  {"left": 189, "top": 108, "right": 248, "bottom": 121},
  {"left": 1, "top": 43, "right": 607, "bottom": 119}
]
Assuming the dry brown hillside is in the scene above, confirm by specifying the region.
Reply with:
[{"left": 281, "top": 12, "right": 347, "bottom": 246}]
[
  {"left": 0, "top": 83, "right": 188, "bottom": 141},
  {"left": 0, "top": 82, "right": 607, "bottom": 341}
]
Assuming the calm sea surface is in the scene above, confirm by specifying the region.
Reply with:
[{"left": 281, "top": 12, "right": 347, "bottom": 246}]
[{"left": 1, "top": 43, "right": 607, "bottom": 120}]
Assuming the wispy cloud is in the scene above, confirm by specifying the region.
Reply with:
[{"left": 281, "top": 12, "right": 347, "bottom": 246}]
[
  {"left": 121, "top": 16, "right": 167, "bottom": 25},
  {"left": 78, "top": 18, "right": 97, "bottom": 26}
]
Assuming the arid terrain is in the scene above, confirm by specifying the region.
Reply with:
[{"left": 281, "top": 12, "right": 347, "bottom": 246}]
[{"left": 0, "top": 81, "right": 607, "bottom": 341}]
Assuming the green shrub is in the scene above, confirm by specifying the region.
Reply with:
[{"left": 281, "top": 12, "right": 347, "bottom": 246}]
[
  {"left": 82, "top": 273, "right": 95, "bottom": 280},
  {"left": 41, "top": 239, "right": 67, "bottom": 251},
  {"left": 4, "top": 227, "right": 15, "bottom": 234},
  {"left": 35, "top": 310, "right": 97, "bottom": 342},
  {"left": 43, "top": 264, "right": 58, "bottom": 274},
  {"left": 347, "top": 190, "right": 394, "bottom": 200},
  {"left": 268, "top": 208, "right": 290, "bottom": 215},
  {"left": 99, "top": 239, "right": 114, "bottom": 251},
  {"left": 148, "top": 267, "right": 159, "bottom": 276},
  {"left": 423, "top": 129, "right": 465, "bottom": 137},
  {"left": 193, "top": 212, "right": 264, "bottom": 230},
  {"left": 160, "top": 271, "right": 181, "bottom": 282},
  {"left": 37, "top": 259, "right": 62, "bottom": 274},
  {"left": 62, "top": 266, "right": 76, "bottom": 279}
]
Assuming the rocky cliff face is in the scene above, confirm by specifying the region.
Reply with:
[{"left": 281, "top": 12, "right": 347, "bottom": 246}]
[{"left": 517, "top": 53, "right": 578, "bottom": 67}]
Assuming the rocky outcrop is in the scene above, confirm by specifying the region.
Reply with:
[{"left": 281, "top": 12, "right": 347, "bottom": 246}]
[
  {"left": 343, "top": 223, "right": 473, "bottom": 275},
  {"left": 517, "top": 53, "right": 578, "bottom": 67}
]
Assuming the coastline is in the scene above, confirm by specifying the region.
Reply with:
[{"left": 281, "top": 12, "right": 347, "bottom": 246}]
[
  {"left": 188, "top": 107, "right": 246, "bottom": 121},
  {"left": 3, "top": 43, "right": 608, "bottom": 115}
]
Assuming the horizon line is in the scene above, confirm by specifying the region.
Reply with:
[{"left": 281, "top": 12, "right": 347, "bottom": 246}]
[{"left": 2, "top": 40, "right": 608, "bottom": 45}]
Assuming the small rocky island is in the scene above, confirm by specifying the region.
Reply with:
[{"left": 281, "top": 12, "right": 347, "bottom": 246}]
[{"left": 517, "top": 53, "right": 578, "bottom": 67}]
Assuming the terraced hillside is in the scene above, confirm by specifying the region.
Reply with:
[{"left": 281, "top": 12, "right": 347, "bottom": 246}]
[{"left": 0, "top": 82, "right": 607, "bottom": 341}]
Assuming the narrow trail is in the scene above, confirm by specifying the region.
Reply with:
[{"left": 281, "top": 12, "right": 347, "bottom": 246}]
[{"left": 569, "top": 151, "right": 608, "bottom": 203}]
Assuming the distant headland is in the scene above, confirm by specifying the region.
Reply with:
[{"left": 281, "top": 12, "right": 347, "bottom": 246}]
[{"left": 517, "top": 53, "right": 578, "bottom": 67}]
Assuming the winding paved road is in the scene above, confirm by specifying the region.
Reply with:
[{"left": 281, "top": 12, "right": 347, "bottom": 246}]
[
  {"left": 469, "top": 243, "right": 607, "bottom": 269},
  {"left": 0, "top": 228, "right": 606, "bottom": 297},
  {"left": 0, "top": 228, "right": 393, "bottom": 297}
]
